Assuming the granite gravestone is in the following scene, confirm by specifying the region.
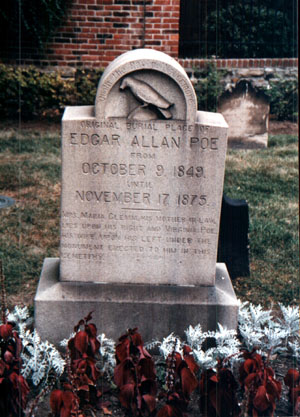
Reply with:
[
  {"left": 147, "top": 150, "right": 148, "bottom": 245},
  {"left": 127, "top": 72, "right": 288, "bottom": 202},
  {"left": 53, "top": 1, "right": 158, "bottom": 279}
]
[
  {"left": 35, "top": 49, "right": 238, "bottom": 344},
  {"left": 218, "top": 80, "right": 269, "bottom": 149}
]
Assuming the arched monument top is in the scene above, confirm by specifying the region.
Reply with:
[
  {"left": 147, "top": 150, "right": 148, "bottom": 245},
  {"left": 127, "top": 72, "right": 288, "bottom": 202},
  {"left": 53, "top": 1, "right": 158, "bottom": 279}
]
[{"left": 95, "top": 48, "right": 197, "bottom": 122}]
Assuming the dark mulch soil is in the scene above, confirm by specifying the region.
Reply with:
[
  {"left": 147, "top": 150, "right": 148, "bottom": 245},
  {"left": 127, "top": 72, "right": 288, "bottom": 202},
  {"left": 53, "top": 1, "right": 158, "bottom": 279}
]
[{"left": 268, "top": 120, "right": 298, "bottom": 135}]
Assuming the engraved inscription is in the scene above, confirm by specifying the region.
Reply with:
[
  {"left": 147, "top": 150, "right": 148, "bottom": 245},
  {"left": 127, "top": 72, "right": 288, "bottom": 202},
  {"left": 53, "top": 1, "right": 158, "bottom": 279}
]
[
  {"left": 69, "top": 133, "right": 218, "bottom": 150},
  {"left": 61, "top": 117, "right": 227, "bottom": 285},
  {"left": 61, "top": 211, "right": 217, "bottom": 258},
  {"left": 81, "top": 163, "right": 146, "bottom": 176}
]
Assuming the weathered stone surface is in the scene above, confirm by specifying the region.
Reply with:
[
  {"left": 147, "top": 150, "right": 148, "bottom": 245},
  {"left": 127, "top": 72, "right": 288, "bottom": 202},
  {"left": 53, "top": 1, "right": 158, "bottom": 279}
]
[
  {"left": 35, "top": 258, "right": 239, "bottom": 345},
  {"left": 218, "top": 80, "right": 269, "bottom": 148},
  {"left": 60, "top": 49, "right": 228, "bottom": 286},
  {"left": 186, "top": 66, "right": 298, "bottom": 96},
  {"left": 95, "top": 48, "right": 197, "bottom": 122},
  {"left": 236, "top": 69, "right": 264, "bottom": 77},
  {"left": 35, "top": 49, "right": 238, "bottom": 345}
]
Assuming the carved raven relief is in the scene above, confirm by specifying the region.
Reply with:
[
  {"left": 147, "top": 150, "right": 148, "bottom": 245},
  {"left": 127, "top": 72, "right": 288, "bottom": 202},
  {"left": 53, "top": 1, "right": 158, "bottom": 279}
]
[{"left": 120, "top": 75, "right": 174, "bottom": 120}]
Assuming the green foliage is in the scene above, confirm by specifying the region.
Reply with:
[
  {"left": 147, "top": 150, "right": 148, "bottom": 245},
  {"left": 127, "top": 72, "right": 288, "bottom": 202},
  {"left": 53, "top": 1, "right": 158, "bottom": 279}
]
[
  {"left": 204, "top": 1, "right": 297, "bottom": 58},
  {"left": 264, "top": 79, "right": 298, "bottom": 122},
  {"left": 75, "top": 68, "right": 104, "bottom": 105},
  {"left": 193, "top": 61, "right": 298, "bottom": 120},
  {"left": 0, "top": 63, "right": 297, "bottom": 122},
  {"left": 0, "top": 64, "right": 104, "bottom": 120},
  {"left": 180, "top": 0, "right": 297, "bottom": 58},
  {"left": 194, "top": 62, "right": 224, "bottom": 112},
  {"left": 0, "top": 0, "right": 70, "bottom": 53}
]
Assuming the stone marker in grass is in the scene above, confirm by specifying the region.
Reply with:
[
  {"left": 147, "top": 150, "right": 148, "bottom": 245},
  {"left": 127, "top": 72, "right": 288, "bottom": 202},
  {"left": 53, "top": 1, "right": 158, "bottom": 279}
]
[
  {"left": 35, "top": 49, "right": 238, "bottom": 344},
  {"left": 218, "top": 80, "right": 270, "bottom": 149}
]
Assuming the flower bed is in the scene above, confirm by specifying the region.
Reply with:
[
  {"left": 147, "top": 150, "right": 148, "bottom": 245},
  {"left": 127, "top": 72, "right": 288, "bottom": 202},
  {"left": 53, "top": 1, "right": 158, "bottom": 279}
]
[{"left": 0, "top": 299, "right": 299, "bottom": 417}]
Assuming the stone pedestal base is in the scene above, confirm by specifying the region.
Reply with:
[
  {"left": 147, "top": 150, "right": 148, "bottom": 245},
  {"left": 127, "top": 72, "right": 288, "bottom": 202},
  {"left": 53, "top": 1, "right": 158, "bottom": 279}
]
[{"left": 34, "top": 258, "right": 239, "bottom": 346}]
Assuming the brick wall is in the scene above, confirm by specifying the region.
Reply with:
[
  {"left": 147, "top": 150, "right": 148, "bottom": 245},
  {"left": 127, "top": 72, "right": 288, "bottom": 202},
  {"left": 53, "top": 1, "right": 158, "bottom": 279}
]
[
  {"left": 20, "top": 0, "right": 180, "bottom": 68},
  {"left": 1, "top": 0, "right": 297, "bottom": 71}
]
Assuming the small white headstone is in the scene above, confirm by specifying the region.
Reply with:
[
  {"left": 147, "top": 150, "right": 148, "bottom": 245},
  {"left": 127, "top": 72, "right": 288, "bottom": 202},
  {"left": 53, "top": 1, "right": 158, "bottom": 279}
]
[{"left": 218, "top": 80, "right": 269, "bottom": 148}]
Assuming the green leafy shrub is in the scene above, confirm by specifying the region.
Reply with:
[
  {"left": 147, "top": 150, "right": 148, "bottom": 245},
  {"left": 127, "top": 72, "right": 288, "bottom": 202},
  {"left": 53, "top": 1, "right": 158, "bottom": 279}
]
[
  {"left": 74, "top": 68, "right": 104, "bottom": 106},
  {"left": 264, "top": 79, "right": 298, "bottom": 122},
  {"left": 180, "top": 0, "right": 297, "bottom": 59},
  {"left": 203, "top": 1, "right": 297, "bottom": 59},
  {"left": 0, "top": 63, "right": 297, "bottom": 122},
  {"left": 194, "top": 62, "right": 224, "bottom": 113},
  {"left": 0, "top": 65, "right": 72, "bottom": 120},
  {"left": 0, "top": 0, "right": 69, "bottom": 55},
  {"left": 0, "top": 64, "right": 104, "bottom": 120},
  {"left": 194, "top": 62, "right": 298, "bottom": 121}
]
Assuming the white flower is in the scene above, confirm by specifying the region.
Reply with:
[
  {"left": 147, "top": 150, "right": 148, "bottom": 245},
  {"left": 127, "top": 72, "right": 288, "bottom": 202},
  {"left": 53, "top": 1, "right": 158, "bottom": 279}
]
[
  {"left": 97, "top": 333, "right": 116, "bottom": 376},
  {"left": 21, "top": 329, "right": 65, "bottom": 386},
  {"left": 158, "top": 333, "right": 183, "bottom": 359},
  {"left": 185, "top": 324, "right": 206, "bottom": 350},
  {"left": 193, "top": 348, "right": 217, "bottom": 370}
]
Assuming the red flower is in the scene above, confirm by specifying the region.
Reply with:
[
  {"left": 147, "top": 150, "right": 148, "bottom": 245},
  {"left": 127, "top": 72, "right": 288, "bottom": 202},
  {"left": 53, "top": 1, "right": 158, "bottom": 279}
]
[
  {"left": 0, "top": 323, "right": 29, "bottom": 416},
  {"left": 240, "top": 351, "right": 281, "bottom": 417},
  {"left": 50, "top": 313, "right": 103, "bottom": 415},
  {"left": 0, "top": 323, "right": 13, "bottom": 340},
  {"left": 113, "top": 328, "right": 157, "bottom": 415},
  {"left": 284, "top": 368, "right": 300, "bottom": 415},
  {"left": 239, "top": 349, "right": 263, "bottom": 386},
  {"left": 199, "top": 367, "right": 240, "bottom": 417},
  {"left": 166, "top": 346, "right": 198, "bottom": 400},
  {"left": 157, "top": 392, "right": 186, "bottom": 417},
  {"left": 50, "top": 387, "right": 79, "bottom": 417}
]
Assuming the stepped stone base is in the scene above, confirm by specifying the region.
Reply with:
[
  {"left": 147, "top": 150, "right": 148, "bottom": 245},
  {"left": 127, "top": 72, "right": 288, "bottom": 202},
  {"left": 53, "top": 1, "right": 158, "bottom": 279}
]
[{"left": 34, "top": 258, "right": 239, "bottom": 346}]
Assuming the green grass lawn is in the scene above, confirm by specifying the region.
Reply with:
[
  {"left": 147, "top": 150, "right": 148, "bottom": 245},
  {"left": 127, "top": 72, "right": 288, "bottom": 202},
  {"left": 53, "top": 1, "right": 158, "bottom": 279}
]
[
  {"left": 0, "top": 129, "right": 61, "bottom": 307},
  {"left": 0, "top": 127, "right": 298, "bottom": 309},
  {"left": 224, "top": 134, "right": 299, "bottom": 305}
]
